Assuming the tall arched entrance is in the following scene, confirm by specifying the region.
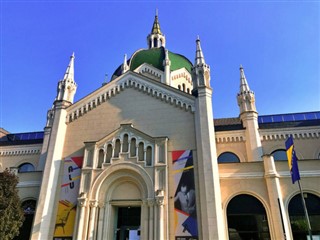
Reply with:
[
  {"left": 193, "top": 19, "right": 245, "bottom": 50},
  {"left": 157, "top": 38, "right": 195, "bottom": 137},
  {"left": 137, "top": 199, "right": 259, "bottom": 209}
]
[
  {"left": 226, "top": 194, "right": 271, "bottom": 240},
  {"left": 14, "top": 199, "right": 36, "bottom": 240},
  {"left": 288, "top": 192, "right": 320, "bottom": 239},
  {"left": 74, "top": 162, "right": 165, "bottom": 240}
]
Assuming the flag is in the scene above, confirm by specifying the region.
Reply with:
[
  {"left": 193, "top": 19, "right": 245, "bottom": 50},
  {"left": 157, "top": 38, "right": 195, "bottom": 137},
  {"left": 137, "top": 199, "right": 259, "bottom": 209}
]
[{"left": 285, "top": 136, "right": 300, "bottom": 184}]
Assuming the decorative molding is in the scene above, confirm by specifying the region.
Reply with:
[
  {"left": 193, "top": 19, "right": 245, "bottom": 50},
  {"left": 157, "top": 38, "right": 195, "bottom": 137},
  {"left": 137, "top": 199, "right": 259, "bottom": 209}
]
[
  {"left": 219, "top": 172, "right": 264, "bottom": 179},
  {"left": 215, "top": 130, "right": 245, "bottom": 143},
  {"left": 0, "top": 145, "right": 42, "bottom": 156},
  {"left": 260, "top": 128, "right": 320, "bottom": 141},
  {"left": 219, "top": 170, "right": 320, "bottom": 179},
  {"left": 17, "top": 181, "right": 41, "bottom": 188},
  {"left": 66, "top": 74, "right": 195, "bottom": 123}
]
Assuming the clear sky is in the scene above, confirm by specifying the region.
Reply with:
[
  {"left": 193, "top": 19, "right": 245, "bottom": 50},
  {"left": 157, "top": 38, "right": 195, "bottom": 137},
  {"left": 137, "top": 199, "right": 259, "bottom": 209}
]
[{"left": 1, "top": 1, "right": 319, "bottom": 133}]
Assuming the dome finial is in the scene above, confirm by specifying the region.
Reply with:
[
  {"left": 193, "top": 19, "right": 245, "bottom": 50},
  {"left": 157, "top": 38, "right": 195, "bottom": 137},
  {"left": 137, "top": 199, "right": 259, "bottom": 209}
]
[{"left": 147, "top": 11, "right": 166, "bottom": 48}]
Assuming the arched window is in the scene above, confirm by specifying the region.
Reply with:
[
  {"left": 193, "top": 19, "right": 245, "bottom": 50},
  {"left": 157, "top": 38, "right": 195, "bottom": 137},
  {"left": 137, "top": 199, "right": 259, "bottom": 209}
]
[
  {"left": 105, "top": 144, "right": 113, "bottom": 163},
  {"left": 114, "top": 139, "right": 121, "bottom": 158},
  {"left": 153, "top": 38, "right": 157, "bottom": 48},
  {"left": 122, "top": 134, "right": 129, "bottom": 152},
  {"left": 227, "top": 194, "right": 270, "bottom": 239},
  {"left": 138, "top": 142, "right": 144, "bottom": 161},
  {"left": 289, "top": 193, "right": 320, "bottom": 239},
  {"left": 130, "top": 138, "right": 137, "bottom": 157},
  {"left": 98, "top": 149, "right": 104, "bottom": 168},
  {"left": 182, "top": 83, "right": 186, "bottom": 92},
  {"left": 15, "top": 200, "right": 36, "bottom": 240},
  {"left": 178, "top": 85, "right": 181, "bottom": 90},
  {"left": 271, "top": 149, "right": 287, "bottom": 161},
  {"left": 218, "top": 152, "right": 240, "bottom": 163},
  {"left": 146, "top": 146, "right": 152, "bottom": 166},
  {"left": 18, "top": 163, "right": 35, "bottom": 173}
]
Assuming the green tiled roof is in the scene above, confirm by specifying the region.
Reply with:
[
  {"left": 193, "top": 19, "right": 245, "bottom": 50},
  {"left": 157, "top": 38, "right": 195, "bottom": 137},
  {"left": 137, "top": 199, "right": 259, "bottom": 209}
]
[
  {"left": 130, "top": 48, "right": 165, "bottom": 72},
  {"left": 111, "top": 47, "right": 193, "bottom": 80}
]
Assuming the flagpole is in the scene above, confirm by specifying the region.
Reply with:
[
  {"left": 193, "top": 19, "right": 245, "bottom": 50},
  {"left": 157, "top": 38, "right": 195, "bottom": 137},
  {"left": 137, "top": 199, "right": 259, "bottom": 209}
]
[{"left": 297, "top": 180, "right": 313, "bottom": 239}]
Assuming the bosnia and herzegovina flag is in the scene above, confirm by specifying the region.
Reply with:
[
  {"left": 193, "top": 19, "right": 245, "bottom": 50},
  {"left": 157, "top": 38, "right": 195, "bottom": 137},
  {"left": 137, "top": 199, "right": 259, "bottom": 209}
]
[{"left": 285, "top": 136, "right": 301, "bottom": 184}]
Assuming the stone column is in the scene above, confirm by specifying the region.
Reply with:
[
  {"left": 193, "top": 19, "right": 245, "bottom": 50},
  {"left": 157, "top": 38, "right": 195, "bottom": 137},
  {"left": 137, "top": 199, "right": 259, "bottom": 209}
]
[
  {"left": 96, "top": 202, "right": 105, "bottom": 240},
  {"left": 156, "top": 196, "right": 164, "bottom": 240},
  {"left": 142, "top": 200, "right": 149, "bottom": 240},
  {"left": 88, "top": 200, "right": 98, "bottom": 240},
  {"left": 148, "top": 199, "right": 154, "bottom": 240},
  {"left": 263, "top": 154, "right": 292, "bottom": 240},
  {"left": 74, "top": 197, "right": 87, "bottom": 240}
]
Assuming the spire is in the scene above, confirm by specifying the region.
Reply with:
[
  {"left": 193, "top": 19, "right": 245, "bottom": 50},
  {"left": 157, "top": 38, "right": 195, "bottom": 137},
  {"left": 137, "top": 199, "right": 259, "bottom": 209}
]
[
  {"left": 55, "top": 53, "right": 77, "bottom": 104},
  {"left": 239, "top": 65, "right": 250, "bottom": 93},
  {"left": 121, "top": 54, "right": 129, "bottom": 74},
  {"left": 63, "top": 52, "right": 75, "bottom": 83},
  {"left": 192, "top": 37, "right": 211, "bottom": 91},
  {"left": 163, "top": 49, "right": 171, "bottom": 85},
  {"left": 151, "top": 10, "right": 162, "bottom": 35},
  {"left": 147, "top": 11, "right": 166, "bottom": 48},
  {"left": 195, "top": 36, "right": 206, "bottom": 65},
  {"left": 237, "top": 65, "right": 256, "bottom": 114}
]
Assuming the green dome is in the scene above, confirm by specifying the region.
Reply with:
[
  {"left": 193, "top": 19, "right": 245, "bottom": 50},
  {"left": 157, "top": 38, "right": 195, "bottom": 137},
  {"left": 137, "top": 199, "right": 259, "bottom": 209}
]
[{"left": 111, "top": 47, "right": 192, "bottom": 80}]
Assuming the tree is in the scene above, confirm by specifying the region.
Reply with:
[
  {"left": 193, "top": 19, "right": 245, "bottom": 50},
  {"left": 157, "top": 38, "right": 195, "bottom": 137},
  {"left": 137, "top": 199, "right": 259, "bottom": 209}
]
[{"left": 0, "top": 170, "right": 24, "bottom": 240}]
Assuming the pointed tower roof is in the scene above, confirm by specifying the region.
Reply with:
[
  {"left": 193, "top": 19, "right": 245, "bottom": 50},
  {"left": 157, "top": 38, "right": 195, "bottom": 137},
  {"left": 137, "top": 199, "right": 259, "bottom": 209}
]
[
  {"left": 63, "top": 52, "right": 75, "bottom": 82},
  {"left": 151, "top": 11, "right": 162, "bottom": 35},
  {"left": 147, "top": 11, "right": 165, "bottom": 48},
  {"left": 239, "top": 65, "right": 251, "bottom": 93},
  {"left": 195, "top": 37, "right": 206, "bottom": 66}
]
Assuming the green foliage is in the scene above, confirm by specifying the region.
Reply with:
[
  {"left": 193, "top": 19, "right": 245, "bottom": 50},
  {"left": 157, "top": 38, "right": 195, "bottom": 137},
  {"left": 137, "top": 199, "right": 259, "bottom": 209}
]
[{"left": 0, "top": 170, "right": 25, "bottom": 240}]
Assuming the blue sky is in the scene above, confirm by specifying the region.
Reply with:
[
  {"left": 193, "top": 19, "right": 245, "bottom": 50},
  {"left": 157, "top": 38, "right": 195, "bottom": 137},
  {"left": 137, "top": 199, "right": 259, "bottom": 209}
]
[{"left": 1, "top": 1, "right": 319, "bottom": 133}]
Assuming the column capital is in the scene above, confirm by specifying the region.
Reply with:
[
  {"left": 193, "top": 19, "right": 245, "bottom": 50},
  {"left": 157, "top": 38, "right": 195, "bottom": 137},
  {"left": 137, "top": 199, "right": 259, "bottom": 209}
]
[
  {"left": 89, "top": 200, "right": 98, "bottom": 208},
  {"left": 147, "top": 199, "right": 155, "bottom": 206},
  {"left": 155, "top": 196, "right": 164, "bottom": 206},
  {"left": 78, "top": 197, "right": 87, "bottom": 207}
]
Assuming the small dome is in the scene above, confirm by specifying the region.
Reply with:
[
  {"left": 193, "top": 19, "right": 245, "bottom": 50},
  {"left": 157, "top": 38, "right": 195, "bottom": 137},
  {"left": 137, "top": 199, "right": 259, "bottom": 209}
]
[{"left": 111, "top": 47, "right": 192, "bottom": 80}]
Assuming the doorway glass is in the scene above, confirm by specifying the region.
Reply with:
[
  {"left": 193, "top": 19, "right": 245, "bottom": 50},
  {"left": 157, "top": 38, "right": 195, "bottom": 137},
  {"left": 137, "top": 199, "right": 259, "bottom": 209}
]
[{"left": 116, "top": 207, "right": 141, "bottom": 240}]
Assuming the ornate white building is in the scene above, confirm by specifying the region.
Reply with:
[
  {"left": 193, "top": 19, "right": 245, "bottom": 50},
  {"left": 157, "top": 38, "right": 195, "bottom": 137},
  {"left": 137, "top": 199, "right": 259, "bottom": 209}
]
[{"left": 1, "top": 14, "right": 320, "bottom": 240}]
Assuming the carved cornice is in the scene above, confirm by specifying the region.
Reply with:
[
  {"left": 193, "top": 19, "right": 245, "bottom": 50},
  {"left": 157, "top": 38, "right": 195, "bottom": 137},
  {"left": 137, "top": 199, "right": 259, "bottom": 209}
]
[
  {"left": 66, "top": 74, "right": 195, "bottom": 123},
  {"left": 260, "top": 128, "right": 320, "bottom": 141},
  {"left": 215, "top": 130, "right": 245, "bottom": 144},
  {"left": 0, "top": 145, "right": 42, "bottom": 156}
]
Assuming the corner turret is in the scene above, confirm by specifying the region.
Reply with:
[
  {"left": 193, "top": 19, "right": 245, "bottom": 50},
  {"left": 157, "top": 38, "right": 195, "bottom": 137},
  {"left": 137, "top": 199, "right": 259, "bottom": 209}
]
[
  {"left": 55, "top": 53, "right": 77, "bottom": 104},
  {"left": 237, "top": 65, "right": 262, "bottom": 162},
  {"left": 192, "top": 37, "right": 211, "bottom": 92}
]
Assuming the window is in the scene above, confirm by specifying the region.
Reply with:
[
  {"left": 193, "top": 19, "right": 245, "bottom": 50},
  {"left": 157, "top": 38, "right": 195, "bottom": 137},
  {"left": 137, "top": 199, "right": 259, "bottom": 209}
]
[
  {"left": 18, "top": 163, "right": 35, "bottom": 173},
  {"left": 98, "top": 149, "right": 104, "bottom": 168},
  {"left": 271, "top": 149, "right": 287, "bottom": 161},
  {"left": 146, "top": 146, "right": 152, "bottom": 166},
  {"left": 227, "top": 194, "right": 270, "bottom": 240},
  {"left": 289, "top": 193, "right": 320, "bottom": 239},
  {"left": 114, "top": 139, "right": 121, "bottom": 158},
  {"left": 106, "top": 144, "right": 112, "bottom": 163},
  {"left": 138, "top": 142, "right": 144, "bottom": 161},
  {"left": 218, "top": 152, "right": 240, "bottom": 163},
  {"left": 122, "top": 134, "right": 129, "bottom": 152},
  {"left": 130, "top": 138, "right": 136, "bottom": 157}
]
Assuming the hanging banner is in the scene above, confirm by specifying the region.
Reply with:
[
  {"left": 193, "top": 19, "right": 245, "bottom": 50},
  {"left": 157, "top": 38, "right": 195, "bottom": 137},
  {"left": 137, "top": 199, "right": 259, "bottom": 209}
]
[
  {"left": 53, "top": 156, "right": 83, "bottom": 239},
  {"left": 172, "top": 150, "right": 198, "bottom": 240}
]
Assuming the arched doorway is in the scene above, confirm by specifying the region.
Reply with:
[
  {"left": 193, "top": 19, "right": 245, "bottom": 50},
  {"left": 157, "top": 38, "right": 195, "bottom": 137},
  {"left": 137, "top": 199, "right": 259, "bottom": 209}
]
[
  {"left": 227, "top": 194, "right": 270, "bottom": 240},
  {"left": 288, "top": 193, "right": 320, "bottom": 239},
  {"left": 14, "top": 199, "right": 36, "bottom": 240}
]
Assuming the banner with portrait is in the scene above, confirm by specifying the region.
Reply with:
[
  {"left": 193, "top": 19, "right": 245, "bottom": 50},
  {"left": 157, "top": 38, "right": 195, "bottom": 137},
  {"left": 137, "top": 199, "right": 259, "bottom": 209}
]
[
  {"left": 172, "top": 150, "right": 198, "bottom": 240},
  {"left": 53, "top": 156, "right": 83, "bottom": 239}
]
